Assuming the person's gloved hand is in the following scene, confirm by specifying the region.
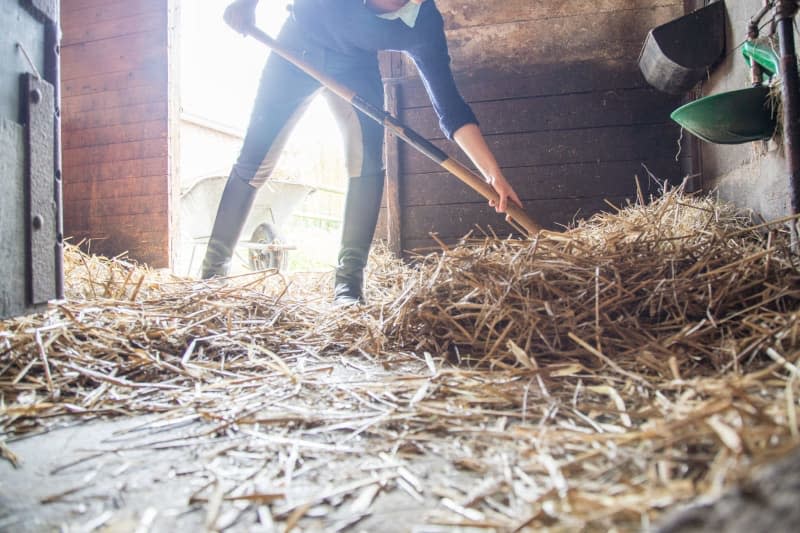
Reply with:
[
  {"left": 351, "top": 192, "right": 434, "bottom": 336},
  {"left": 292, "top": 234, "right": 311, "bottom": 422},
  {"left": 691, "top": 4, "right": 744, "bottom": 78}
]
[{"left": 224, "top": 0, "right": 258, "bottom": 35}]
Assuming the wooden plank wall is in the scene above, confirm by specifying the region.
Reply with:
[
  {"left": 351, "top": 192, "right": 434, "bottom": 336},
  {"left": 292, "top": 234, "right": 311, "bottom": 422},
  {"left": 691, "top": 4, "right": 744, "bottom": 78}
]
[
  {"left": 379, "top": 0, "right": 687, "bottom": 251},
  {"left": 61, "top": 0, "right": 172, "bottom": 267}
]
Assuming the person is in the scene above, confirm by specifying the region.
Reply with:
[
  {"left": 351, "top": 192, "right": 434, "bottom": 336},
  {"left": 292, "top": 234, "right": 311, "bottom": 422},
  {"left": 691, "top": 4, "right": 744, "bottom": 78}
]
[{"left": 202, "top": 0, "right": 524, "bottom": 304}]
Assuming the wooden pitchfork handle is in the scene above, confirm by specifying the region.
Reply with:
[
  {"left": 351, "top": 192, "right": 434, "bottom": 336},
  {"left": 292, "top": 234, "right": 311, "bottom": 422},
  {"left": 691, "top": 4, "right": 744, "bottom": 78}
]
[{"left": 245, "top": 26, "right": 543, "bottom": 237}]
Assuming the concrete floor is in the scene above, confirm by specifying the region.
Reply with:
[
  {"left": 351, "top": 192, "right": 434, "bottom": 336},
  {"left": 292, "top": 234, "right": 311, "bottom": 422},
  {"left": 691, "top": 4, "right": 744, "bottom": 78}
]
[
  {"left": 2, "top": 416, "right": 235, "bottom": 532},
  {"left": 0, "top": 415, "right": 486, "bottom": 532},
  {"left": 5, "top": 399, "right": 800, "bottom": 532}
]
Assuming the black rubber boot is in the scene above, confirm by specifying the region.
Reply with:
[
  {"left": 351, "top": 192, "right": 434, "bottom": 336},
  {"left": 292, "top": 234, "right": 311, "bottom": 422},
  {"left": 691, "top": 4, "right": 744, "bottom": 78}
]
[
  {"left": 334, "top": 174, "right": 384, "bottom": 305},
  {"left": 201, "top": 175, "right": 258, "bottom": 279}
]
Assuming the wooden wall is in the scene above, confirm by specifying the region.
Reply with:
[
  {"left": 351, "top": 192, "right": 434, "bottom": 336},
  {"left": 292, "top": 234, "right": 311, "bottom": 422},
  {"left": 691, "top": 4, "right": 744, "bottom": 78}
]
[
  {"left": 58, "top": 0, "right": 689, "bottom": 264},
  {"left": 61, "top": 0, "right": 176, "bottom": 267},
  {"left": 379, "top": 0, "right": 687, "bottom": 251}
]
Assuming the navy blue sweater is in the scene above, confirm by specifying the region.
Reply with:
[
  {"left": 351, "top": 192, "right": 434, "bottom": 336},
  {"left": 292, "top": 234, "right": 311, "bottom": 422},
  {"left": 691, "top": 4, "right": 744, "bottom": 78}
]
[{"left": 290, "top": 0, "right": 478, "bottom": 139}]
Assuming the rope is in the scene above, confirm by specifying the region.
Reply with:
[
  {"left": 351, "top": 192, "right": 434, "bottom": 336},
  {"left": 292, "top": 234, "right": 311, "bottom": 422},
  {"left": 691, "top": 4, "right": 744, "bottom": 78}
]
[{"left": 16, "top": 42, "right": 42, "bottom": 81}]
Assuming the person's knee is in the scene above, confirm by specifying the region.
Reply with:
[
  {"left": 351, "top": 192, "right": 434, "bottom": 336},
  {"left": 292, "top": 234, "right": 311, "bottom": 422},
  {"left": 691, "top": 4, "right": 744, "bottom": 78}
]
[
  {"left": 230, "top": 164, "right": 267, "bottom": 189},
  {"left": 350, "top": 128, "right": 384, "bottom": 177},
  {"left": 352, "top": 157, "right": 384, "bottom": 179}
]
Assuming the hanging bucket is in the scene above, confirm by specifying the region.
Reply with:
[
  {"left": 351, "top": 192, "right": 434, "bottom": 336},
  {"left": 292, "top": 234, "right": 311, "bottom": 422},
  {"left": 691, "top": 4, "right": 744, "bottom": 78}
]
[
  {"left": 638, "top": 1, "right": 726, "bottom": 94},
  {"left": 670, "top": 85, "right": 776, "bottom": 144}
]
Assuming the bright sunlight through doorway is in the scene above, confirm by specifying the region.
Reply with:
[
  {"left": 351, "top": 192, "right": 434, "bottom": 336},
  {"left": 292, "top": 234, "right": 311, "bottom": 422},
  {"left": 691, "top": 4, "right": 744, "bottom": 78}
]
[{"left": 177, "top": 0, "right": 347, "bottom": 277}]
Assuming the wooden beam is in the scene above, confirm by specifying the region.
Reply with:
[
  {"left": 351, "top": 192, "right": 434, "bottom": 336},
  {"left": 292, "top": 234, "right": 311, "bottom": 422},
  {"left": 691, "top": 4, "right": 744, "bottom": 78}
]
[
  {"left": 384, "top": 79, "right": 403, "bottom": 257},
  {"left": 402, "top": 195, "right": 632, "bottom": 247},
  {"left": 400, "top": 123, "right": 681, "bottom": 175},
  {"left": 402, "top": 87, "right": 679, "bottom": 140},
  {"left": 402, "top": 159, "right": 681, "bottom": 207}
]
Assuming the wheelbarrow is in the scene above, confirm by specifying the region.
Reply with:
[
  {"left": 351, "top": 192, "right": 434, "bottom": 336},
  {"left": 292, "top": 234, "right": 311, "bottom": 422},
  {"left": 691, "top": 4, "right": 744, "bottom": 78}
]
[{"left": 180, "top": 176, "right": 315, "bottom": 275}]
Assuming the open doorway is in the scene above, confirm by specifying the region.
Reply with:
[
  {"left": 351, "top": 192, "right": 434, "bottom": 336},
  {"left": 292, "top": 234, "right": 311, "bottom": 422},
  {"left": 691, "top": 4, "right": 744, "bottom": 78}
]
[{"left": 176, "top": 0, "right": 346, "bottom": 277}]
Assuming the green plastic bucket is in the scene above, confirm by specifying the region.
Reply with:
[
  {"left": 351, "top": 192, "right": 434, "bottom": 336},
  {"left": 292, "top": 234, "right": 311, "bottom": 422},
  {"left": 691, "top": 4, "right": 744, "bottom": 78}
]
[
  {"left": 670, "top": 85, "right": 776, "bottom": 144},
  {"left": 742, "top": 40, "right": 780, "bottom": 78}
]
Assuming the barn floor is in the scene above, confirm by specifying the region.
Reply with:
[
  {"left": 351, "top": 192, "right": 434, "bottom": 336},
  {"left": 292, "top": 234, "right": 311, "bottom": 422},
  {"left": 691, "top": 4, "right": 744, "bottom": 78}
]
[
  {"left": 2, "top": 190, "right": 800, "bottom": 531},
  {"left": 1, "top": 368, "right": 494, "bottom": 533},
  {"left": 3, "top": 354, "right": 800, "bottom": 533}
]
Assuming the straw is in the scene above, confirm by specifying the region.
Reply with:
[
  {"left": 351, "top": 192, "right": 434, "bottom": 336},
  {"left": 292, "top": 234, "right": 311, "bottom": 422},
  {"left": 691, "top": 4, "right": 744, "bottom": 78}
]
[{"left": 1, "top": 186, "right": 799, "bottom": 530}]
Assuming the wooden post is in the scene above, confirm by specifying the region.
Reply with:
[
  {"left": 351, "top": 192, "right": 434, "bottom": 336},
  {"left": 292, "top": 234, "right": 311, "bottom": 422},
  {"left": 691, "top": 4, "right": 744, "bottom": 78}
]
[{"left": 384, "top": 80, "right": 403, "bottom": 257}]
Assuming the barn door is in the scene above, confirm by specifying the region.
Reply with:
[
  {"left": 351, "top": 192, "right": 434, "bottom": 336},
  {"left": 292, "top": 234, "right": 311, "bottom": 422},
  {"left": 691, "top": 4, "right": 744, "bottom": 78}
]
[{"left": 0, "top": 0, "right": 63, "bottom": 319}]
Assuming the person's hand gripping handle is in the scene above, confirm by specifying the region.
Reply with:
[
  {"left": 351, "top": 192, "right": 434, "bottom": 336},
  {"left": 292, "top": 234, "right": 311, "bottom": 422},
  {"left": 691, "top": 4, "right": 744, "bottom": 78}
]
[{"left": 224, "top": 0, "right": 258, "bottom": 35}]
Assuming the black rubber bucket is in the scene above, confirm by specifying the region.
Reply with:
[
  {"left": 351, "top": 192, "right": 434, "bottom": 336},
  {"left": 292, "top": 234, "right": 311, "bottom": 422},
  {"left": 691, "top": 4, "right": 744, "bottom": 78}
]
[{"left": 638, "top": 1, "right": 726, "bottom": 95}]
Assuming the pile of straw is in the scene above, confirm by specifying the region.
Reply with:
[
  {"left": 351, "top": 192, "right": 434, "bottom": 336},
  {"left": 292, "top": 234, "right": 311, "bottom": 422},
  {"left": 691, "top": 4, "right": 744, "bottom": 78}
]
[
  {"left": 383, "top": 192, "right": 799, "bottom": 374},
  {"left": 1, "top": 188, "right": 799, "bottom": 530}
]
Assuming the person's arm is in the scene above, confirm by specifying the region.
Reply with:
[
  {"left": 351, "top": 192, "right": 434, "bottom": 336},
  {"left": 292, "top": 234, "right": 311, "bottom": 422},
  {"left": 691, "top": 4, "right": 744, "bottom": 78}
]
[
  {"left": 453, "top": 124, "right": 523, "bottom": 213},
  {"left": 407, "top": 5, "right": 523, "bottom": 214},
  {"left": 224, "top": 0, "right": 259, "bottom": 34}
]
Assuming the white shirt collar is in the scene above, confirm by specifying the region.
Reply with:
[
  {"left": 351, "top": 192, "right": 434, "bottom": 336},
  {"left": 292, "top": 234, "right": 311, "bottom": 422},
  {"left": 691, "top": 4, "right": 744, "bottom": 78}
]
[{"left": 377, "top": 1, "right": 423, "bottom": 28}]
